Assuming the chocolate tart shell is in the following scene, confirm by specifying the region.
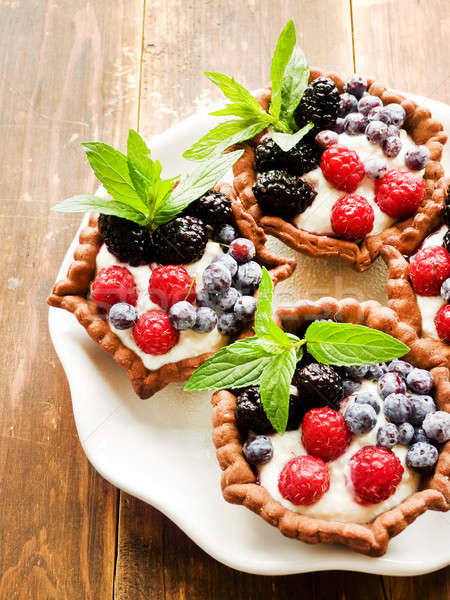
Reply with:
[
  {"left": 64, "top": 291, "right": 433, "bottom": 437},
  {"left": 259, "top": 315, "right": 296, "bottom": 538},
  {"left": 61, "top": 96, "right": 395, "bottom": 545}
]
[
  {"left": 232, "top": 69, "right": 447, "bottom": 272},
  {"left": 211, "top": 297, "right": 450, "bottom": 556},
  {"left": 48, "top": 183, "right": 296, "bottom": 399}
]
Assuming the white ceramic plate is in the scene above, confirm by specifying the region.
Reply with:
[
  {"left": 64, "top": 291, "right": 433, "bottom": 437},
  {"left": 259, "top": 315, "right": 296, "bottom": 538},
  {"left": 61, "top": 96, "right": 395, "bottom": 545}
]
[{"left": 49, "top": 93, "right": 450, "bottom": 576}]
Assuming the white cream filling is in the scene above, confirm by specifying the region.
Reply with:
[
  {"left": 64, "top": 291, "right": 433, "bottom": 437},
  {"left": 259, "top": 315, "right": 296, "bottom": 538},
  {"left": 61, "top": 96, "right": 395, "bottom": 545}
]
[
  {"left": 95, "top": 242, "right": 228, "bottom": 371},
  {"left": 294, "top": 130, "right": 424, "bottom": 236},
  {"left": 258, "top": 379, "right": 420, "bottom": 524}
]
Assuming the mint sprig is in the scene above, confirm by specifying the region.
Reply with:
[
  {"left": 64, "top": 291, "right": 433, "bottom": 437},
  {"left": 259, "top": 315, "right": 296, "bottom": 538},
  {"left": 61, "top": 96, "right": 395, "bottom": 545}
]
[
  {"left": 52, "top": 129, "right": 243, "bottom": 230},
  {"left": 185, "top": 268, "right": 410, "bottom": 434},
  {"left": 183, "top": 20, "right": 313, "bottom": 161}
]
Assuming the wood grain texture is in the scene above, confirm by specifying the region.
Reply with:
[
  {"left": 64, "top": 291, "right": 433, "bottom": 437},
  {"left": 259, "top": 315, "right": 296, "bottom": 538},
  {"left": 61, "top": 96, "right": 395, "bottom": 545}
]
[{"left": 0, "top": 0, "right": 143, "bottom": 598}]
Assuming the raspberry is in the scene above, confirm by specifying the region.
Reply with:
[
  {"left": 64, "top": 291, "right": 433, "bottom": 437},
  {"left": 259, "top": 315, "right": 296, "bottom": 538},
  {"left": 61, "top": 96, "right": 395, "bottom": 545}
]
[
  {"left": 435, "top": 304, "right": 450, "bottom": 342},
  {"left": 320, "top": 145, "right": 365, "bottom": 193},
  {"left": 331, "top": 194, "right": 374, "bottom": 240},
  {"left": 350, "top": 446, "right": 404, "bottom": 505},
  {"left": 133, "top": 310, "right": 179, "bottom": 355},
  {"left": 375, "top": 170, "right": 425, "bottom": 219},
  {"left": 278, "top": 455, "right": 330, "bottom": 506},
  {"left": 149, "top": 265, "right": 196, "bottom": 311},
  {"left": 301, "top": 407, "right": 352, "bottom": 462},
  {"left": 91, "top": 266, "right": 137, "bottom": 309},
  {"left": 410, "top": 246, "right": 450, "bottom": 296}
]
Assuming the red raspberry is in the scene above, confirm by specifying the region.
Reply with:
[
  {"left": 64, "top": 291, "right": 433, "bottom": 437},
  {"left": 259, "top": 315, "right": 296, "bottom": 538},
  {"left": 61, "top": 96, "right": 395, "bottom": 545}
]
[
  {"left": 331, "top": 194, "right": 374, "bottom": 240},
  {"left": 133, "top": 310, "right": 179, "bottom": 355},
  {"left": 301, "top": 407, "right": 352, "bottom": 462},
  {"left": 278, "top": 455, "right": 330, "bottom": 506},
  {"left": 91, "top": 266, "right": 137, "bottom": 309},
  {"left": 149, "top": 265, "right": 196, "bottom": 310},
  {"left": 375, "top": 169, "right": 425, "bottom": 219},
  {"left": 350, "top": 446, "right": 404, "bottom": 505},
  {"left": 435, "top": 304, "right": 450, "bottom": 342},
  {"left": 320, "top": 144, "right": 365, "bottom": 192},
  {"left": 410, "top": 246, "right": 450, "bottom": 296}
]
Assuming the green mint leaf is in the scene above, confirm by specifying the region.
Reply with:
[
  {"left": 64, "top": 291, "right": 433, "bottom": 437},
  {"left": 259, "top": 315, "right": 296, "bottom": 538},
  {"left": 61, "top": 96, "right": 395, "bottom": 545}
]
[
  {"left": 205, "top": 72, "right": 262, "bottom": 110},
  {"left": 209, "top": 102, "right": 268, "bottom": 120},
  {"left": 81, "top": 142, "right": 148, "bottom": 214},
  {"left": 271, "top": 122, "right": 314, "bottom": 152},
  {"left": 184, "top": 337, "right": 272, "bottom": 391},
  {"left": 51, "top": 195, "right": 147, "bottom": 225},
  {"left": 126, "top": 129, "right": 162, "bottom": 200},
  {"left": 153, "top": 149, "right": 243, "bottom": 226},
  {"left": 269, "top": 20, "right": 296, "bottom": 121},
  {"left": 260, "top": 347, "right": 297, "bottom": 434},
  {"left": 144, "top": 179, "right": 175, "bottom": 227},
  {"left": 305, "top": 321, "right": 410, "bottom": 366},
  {"left": 279, "top": 46, "right": 310, "bottom": 129},
  {"left": 183, "top": 118, "right": 270, "bottom": 161},
  {"left": 254, "top": 267, "right": 291, "bottom": 347}
]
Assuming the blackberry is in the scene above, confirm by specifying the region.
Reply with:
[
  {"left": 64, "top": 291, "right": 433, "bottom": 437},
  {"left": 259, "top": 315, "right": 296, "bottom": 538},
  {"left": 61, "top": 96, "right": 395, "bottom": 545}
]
[
  {"left": 443, "top": 229, "right": 450, "bottom": 252},
  {"left": 98, "top": 214, "right": 153, "bottom": 266},
  {"left": 443, "top": 185, "right": 450, "bottom": 229},
  {"left": 152, "top": 216, "right": 208, "bottom": 265},
  {"left": 235, "top": 387, "right": 304, "bottom": 434},
  {"left": 253, "top": 170, "right": 316, "bottom": 218},
  {"left": 294, "top": 363, "right": 344, "bottom": 410},
  {"left": 254, "top": 136, "right": 321, "bottom": 176},
  {"left": 186, "top": 191, "right": 233, "bottom": 226},
  {"left": 295, "top": 77, "right": 340, "bottom": 131}
]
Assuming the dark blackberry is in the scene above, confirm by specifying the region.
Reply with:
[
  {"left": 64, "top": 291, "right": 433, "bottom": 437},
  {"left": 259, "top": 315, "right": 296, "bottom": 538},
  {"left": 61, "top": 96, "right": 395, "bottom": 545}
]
[
  {"left": 443, "top": 229, "right": 450, "bottom": 253},
  {"left": 98, "top": 214, "right": 153, "bottom": 266},
  {"left": 235, "top": 387, "right": 304, "bottom": 434},
  {"left": 185, "top": 190, "right": 233, "bottom": 226},
  {"left": 254, "top": 136, "right": 321, "bottom": 176},
  {"left": 294, "top": 363, "right": 344, "bottom": 410},
  {"left": 252, "top": 170, "right": 316, "bottom": 218},
  {"left": 443, "top": 185, "right": 450, "bottom": 229},
  {"left": 151, "top": 216, "right": 208, "bottom": 265},
  {"left": 294, "top": 77, "right": 340, "bottom": 131}
]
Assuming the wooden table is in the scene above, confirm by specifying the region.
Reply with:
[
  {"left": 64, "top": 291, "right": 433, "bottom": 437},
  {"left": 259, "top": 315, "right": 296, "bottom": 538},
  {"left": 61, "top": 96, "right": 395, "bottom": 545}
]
[{"left": 1, "top": 1, "right": 449, "bottom": 597}]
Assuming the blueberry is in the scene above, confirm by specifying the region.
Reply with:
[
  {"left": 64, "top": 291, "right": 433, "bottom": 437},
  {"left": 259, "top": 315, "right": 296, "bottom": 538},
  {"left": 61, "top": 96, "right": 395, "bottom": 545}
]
[
  {"left": 358, "top": 94, "right": 383, "bottom": 116},
  {"left": 202, "top": 262, "right": 232, "bottom": 294},
  {"left": 383, "top": 135, "right": 402, "bottom": 158},
  {"left": 193, "top": 307, "right": 217, "bottom": 333},
  {"left": 343, "top": 378, "right": 362, "bottom": 396},
  {"left": 234, "top": 295, "right": 257, "bottom": 321},
  {"left": 344, "top": 112, "right": 368, "bottom": 135},
  {"left": 365, "top": 157, "right": 387, "bottom": 179},
  {"left": 315, "top": 130, "right": 339, "bottom": 148},
  {"left": 344, "top": 402, "right": 377, "bottom": 434},
  {"left": 345, "top": 365, "right": 369, "bottom": 379},
  {"left": 333, "top": 117, "right": 345, "bottom": 134},
  {"left": 109, "top": 302, "right": 138, "bottom": 330},
  {"left": 387, "top": 359, "right": 414, "bottom": 380},
  {"left": 409, "top": 394, "right": 436, "bottom": 426},
  {"left": 338, "top": 92, "right": 358, "bottom": 117},
  {"left": 384, "top": 393, "right": 413, "bottom": 424},
  {"left": 168, "top": 301, "right": 196, "bottom": 330},
  {"left": 377, "top": 423, "right": 399, "bottom": 449},
  {"left": 423, "top": 411, "right": 450, "bottom": 443},
  {"left": 196, "top": 288, "right": 218, "bottom": 308},
  {"left": 387, "top": 124, "right": 400, "bottom": 138},
  {"left": 378, "top": 372, "right": 407, "bottom": 398},
  {"left": 235, "top": 261, "right": 262, "bottom": 295},
  {"left": 441, "top": 278, "right": 450, "bottom": 303},
  {"left": 229, "top": 238, "right": 256, "bottom": 263},
  {"left": 344, "top": 74, "right": 367, "bottom": 99},
  {"left": 214, "top": 253, "right": 238, "bottom": 277},
  {"left": 217, "top": 311, "right": 242, "bottom": 336},
  {"left": 412, "top": 427, "right": 429, "bottom": 444},
  {"left": 213, "top": 224, "right": 239, "bottom": 244},
  {"left": 366, "top": 363, "right": 387, "bottom": 380},
  {"left": 405, "top": 145, "right": 430, "bottom": 171},
  {"left": 406, "top": 442, "right": 439, "bottom": 471},
  {"left": 406, "top": 368, "right": 434, "bottom": 394},
  {"left": 383, "top": 103, "right": 406, "bottom": 127},
  {"left": 365, "top": 120, "right": 388, "bottom": 145},
  {"left": 397, "top": 422, "right": 414, "bottom": 445},
  {"left": 367, "top": 106, "right": 391, "bottom": 124},
  {"left": 243, "top": 435, "right": 273, "bottom": 465},
  {"left": 354, "top": 392, "right": 380, "bottom": 414},
  {"left": 216, "top": 287, "right": 241, "bottom": 312}
]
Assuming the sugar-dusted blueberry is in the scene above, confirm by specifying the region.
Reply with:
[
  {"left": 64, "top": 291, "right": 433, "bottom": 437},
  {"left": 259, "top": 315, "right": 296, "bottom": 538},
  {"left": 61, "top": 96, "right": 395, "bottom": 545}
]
[
  {"left": 365, "top": 120, "right": 388, "bottom": 145},
  {"left": 216, "top": 287, "right": 241, "bottom": 313},
  {"left": 423, "top": 411, "right": 450, "bottom": 443},
  {"left": 384, "top": 393, "right": 413, "bottom": 424},
  {"left": 441, "top": 278, "right": 450, "bottom": 303},
  {"left": 214, "top": 253, "right": 238, "bottom": 277},
  {"left": 168, "top": 300, "right": 197, "bottom": 330},
  {"left": 378, "top": 372, "right": 407, "bottom": 398},
  {"left": 406, "top": 442, "right": 439, "bottom": 471},
  {"left": 343, "top": 378, "right": 361, "bottom": 397},
  {"left": 234, "top": 295, "right": 257, "bottom": 322},
  {"left": 213, "top": 223, "right": 239, "bottom": 245},
  {"left": 365, "top": 157, "right": 387, "bottom": 179},
  {"left": 338, "top": 92, "right": 358, "bottom": 117},
  {"left": 387, "top": 359, "right": 414, "bottom": 380},
  {"left": 193, "top": 307, "right": 217, "bottom": 333},
  {"left": 366, "top": 363, "right": 387, "bottom": 380},
  {"left": 217, "top": 311, "right": 242, "bottom": 336},
  {"left": 235, "top": 261, "right": 262, "bottom": 295},
  {"left": 109, "top": 302, "right": 138, "bottom": 330},
  {"left": 358, "top": 94, "right": 383, "bottom": 116},
  {"left": 367, "top": 106, "right": 391, "bottom": 124},
  {"left": 397, "top": 422, "right": 414, "bottom": 445},
  {"left": 387, "top": 124, "right": 400, "bottom": 138},
  {"left": 377, "top": 423, "right": 399, "bottom": 449},
  {"left": 315, "top": 130, "right": 338, "bottom": 148},
  {"left": 345, "top": 365, "right": 369, "bottom": 379},
  {"left": 406, "top": 368, "right": 434, "bottom": 394},
  {"left": 333, "top": 117, "right": 345, "bottom": 134},
  {"left": 409, "top": 394, "right": 436, "bottom": 426},
  {"left": 243, "top": 435, "right": 273, "bottom": 465},
  {"left": 383, "top": 103, "right": 406, "bottom": 127},
  {"left": 343, "top": 112, "right": 368, "bottom": 135},
  {"left": 229, "top": 238, "right": 256, "bottom": 263},
  {"left": 344, "top": 74, "right": 367, "bottom": 99},
  {"left": 344, "top": 402, "right": 377, "bottom": 434},
  {"left": 354, "top": 391, "right": 380, "bottom": 414},
  {"left": 383, "top": 135, "right": 402, "bottom": 158},
  {"left": 202, "top": 262, "right": 232, "bottom": 294},
  {"left": 405, "top": 145, "right": 430, "bottom": 171},
  {"left": 413, "top": 427, "right": 429, "bottom": 445},
  {"left": 196, "top": 288, "right": 218, "bottom": 308}
]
